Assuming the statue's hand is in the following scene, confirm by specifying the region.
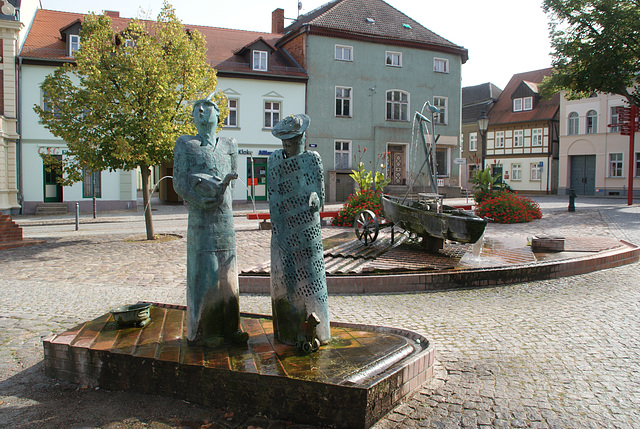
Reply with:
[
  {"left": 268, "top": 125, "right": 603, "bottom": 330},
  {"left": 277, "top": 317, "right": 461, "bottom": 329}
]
[{"left": 309, "top": 192, "right": 320, "bottom": 212}]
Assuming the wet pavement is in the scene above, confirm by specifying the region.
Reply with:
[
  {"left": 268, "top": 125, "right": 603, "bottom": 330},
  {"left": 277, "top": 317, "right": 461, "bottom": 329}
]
[{"left": 1, "top": 196, "right": 640, "bottom": 428}]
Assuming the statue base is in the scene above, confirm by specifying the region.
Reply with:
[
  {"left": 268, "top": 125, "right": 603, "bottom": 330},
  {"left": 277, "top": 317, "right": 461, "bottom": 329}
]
[{"left": 43, "top": 303, "right": 434, "bottom": 429}]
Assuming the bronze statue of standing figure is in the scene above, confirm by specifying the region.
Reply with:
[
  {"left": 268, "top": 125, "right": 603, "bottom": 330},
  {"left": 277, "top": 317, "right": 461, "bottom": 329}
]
[
  {"left": 268, "top": 114, "right": 331, "bottom": 351},
  {"left": 173, "top": 94, "right": 247, "bottom": 346}
]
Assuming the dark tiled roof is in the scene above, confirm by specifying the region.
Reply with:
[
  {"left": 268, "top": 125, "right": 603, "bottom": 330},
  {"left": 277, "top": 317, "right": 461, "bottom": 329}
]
[
  {"left": 20, "top": 9, "right": 306, "bottom": 79},
  {"left": 462, "top": 82, "right": 502, "bottom": 106},
  {"left": 284, "top": 0, "right": 467, "bottom": 61},
  {"left": 462, "top": 83, "right": 502, "bottom": 124},
  {"left": 462, "top": 101, "right": 494, "bottom": 125},
  {"left": 488, "top": 68, "right": 559, "bottom": 125}
]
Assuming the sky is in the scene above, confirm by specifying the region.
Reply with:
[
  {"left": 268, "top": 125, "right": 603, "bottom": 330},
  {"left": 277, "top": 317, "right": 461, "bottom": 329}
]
[{"left": 40, "top": 0, "right": 553, "bottom": 90}]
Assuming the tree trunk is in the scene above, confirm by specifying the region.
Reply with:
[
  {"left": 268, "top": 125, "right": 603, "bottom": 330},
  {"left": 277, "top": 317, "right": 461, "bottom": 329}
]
[{"left": 140, "top": 165, "right": 155, "bottom": 240}]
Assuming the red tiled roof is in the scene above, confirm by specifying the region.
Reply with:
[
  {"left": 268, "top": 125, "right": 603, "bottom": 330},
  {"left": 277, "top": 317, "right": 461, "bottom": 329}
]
[
  {"left": 20, "top": 9, "right": 306, "bottom": 79},
  {"left": 283, "top": 0, "right": 468, "bottom": 62},
  {"left": 488, "top": 68, "right": 559, "bottom": 125}
]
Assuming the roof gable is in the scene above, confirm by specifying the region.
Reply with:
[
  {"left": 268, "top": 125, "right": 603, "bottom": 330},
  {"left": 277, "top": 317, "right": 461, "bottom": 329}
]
[
  {"left": 283, "top": 0, "right": 467, "bottom": 62},
  {"left": 235, "top": 37, "right": 276, "bottom": 56},
  {"left": 489, "top": 68, "right": 559, "bottom": 125}
]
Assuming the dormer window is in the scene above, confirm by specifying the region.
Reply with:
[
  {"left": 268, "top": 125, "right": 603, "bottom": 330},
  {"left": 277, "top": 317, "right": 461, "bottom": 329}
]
[
  {"left": 513, "top": 96, "right": 533, "bottom": 112},
  {"left": 235, "top": 38, "right": 275, "bottom": 73},
  {"left": 253, "top": 50, "right": 268, "bottom": 71},
  {"left": 69, "top": 34, "right": 81, "bottom": 56}
]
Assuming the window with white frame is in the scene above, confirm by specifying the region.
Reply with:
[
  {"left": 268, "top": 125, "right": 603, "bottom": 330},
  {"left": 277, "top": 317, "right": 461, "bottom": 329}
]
[
  {"left": 385, "top": 51, "right": 402, "bottom": 67},
  {"left": 386, "top": 90, "right": 409, "bottom": 121},
  {"left": 433, "top": 58, "right": 448, "bottom": 73},
  {"left": 82, "top": 168, "right": 101, "bottom": 198},
  {"left": 433, "top": 96, "right": 447, "bottom": 125},
  {"left": 42, "top": 91, "right": 61, "bottom": 118},
  {"left": 586, "top": 110, "right": 597, "bottom": 134},
  {"left": 513, "top": 130, "right": 524, "bottom": 147},
  {"left": 253, "top": 50, "right": 268, "bottom": 71},
  {"left": 334, "top": 141, "right": 351, "bottom": 170},
  {"left": 335, "top": 45, "right": 353, "bottom": 61},
  {"left": 264, "top": 101, "right": 280, "bottom": 128},
  {"left": 224, "top": 99, "right": 238, "bottom": 127},
  {"left": 68, "top": 34, "right": 80, "bottom": 56},
  {"left": 568, "top": 112, "right": 579, "bottom": 135},
  {"left": 511, "top": 163, "right": 522, "bottom": 180},
  {"left": 532, "top": 128, "right": 543, "bottom": 146},
  {"left": 609, "top": 153, "right": 623, "bottom": 177},
  {"left": 469, "top": 132, "right": 477, "bottom": 152},
  {"left": 524, "top": 97, "right": 533, "bottom": 110},
  {"left": 495, "top": 131, "right": 505, "bottom": 148},
  {"left": 335, "top": 86, "right": 352, "bottom": 117},
  {"left": 124, "top": 38, "right": 136, "bottom": 48},
  {"left": 513, "top": 96, "right": 533, "bottom": 112},
  {"left": 610, "top": 106, "right": 621, "bottom": 132},
  {"left": 530, "top": 163, "right": 542, "bottom": 181}
]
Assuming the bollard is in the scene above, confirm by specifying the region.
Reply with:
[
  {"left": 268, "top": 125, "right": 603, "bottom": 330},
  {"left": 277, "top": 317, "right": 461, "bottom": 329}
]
[
  {"left": 75, "top": 203, "right": 80, "bottom": 230},
  {"left": 568, "top": 187, "right": 576, "bottom": 212}
]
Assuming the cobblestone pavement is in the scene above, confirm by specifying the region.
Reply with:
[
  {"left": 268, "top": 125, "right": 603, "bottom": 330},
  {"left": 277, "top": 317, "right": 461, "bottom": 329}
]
[{"left": 1, "top": 196, "right": 639, "bottom": 428}]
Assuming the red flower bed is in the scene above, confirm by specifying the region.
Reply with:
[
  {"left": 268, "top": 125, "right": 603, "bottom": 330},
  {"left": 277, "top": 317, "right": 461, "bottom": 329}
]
[
  {"left": 475, "top": 192, "right": 542, "bottom": 224},
  {"left": 332, "top": 190, "right": 383, "bottom": 227}
]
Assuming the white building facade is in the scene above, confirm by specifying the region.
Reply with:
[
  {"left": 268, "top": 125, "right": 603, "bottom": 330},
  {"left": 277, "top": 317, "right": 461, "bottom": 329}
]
[{"left": 559, "top": 91, "right": 639, "bottom": 196}]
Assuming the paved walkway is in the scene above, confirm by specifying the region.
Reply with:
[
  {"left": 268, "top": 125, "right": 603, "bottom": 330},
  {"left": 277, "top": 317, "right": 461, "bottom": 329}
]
[{"left": 1, "top": 196, "right": 639, "bottom": 428}]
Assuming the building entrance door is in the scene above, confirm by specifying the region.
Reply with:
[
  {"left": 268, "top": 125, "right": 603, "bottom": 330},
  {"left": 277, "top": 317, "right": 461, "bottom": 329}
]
[
  {"left": 43, "top": 155, "right": 63, "bottom": 202},
  {"left": 492, "top": 164, "right": 503, "bottom": 184},
  {"left": 570, "top": 155, "right": 596, "bottom": 195},
  {"left": 247, "top": 157, "right": 268, "bottom": 201},
  {"left": 388, "top": 144, "right": 406, "bottom": 185}
]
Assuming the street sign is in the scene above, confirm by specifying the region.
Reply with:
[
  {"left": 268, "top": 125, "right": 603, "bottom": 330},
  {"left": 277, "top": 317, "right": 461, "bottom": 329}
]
[{"left": 453, "top": 157, "right": 466, "bottom": 165}]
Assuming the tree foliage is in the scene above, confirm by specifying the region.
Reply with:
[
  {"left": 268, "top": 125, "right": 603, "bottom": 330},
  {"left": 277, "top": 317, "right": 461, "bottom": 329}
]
[
  {"left": 35, "top": 1, "right": 226, "bottom": 239},
  {"left": 540, "top": 0, "right": 640, "bottom": 104}
]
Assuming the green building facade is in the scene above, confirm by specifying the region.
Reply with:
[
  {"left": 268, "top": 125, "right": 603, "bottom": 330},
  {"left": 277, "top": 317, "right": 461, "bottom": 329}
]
[{"left": 277, "top": 0, "right": 468, "bottom": 201}]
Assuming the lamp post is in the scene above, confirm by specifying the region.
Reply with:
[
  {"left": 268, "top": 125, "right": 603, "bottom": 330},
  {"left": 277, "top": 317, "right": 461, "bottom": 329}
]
[{"left": 477, "top": 111, "right": 489, "bottom": 170}]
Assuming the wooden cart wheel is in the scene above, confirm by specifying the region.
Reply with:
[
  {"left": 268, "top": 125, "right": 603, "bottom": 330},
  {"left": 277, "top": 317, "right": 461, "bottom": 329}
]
[{"left": 354, "top": 210, "right": 379, "bottom": 245}]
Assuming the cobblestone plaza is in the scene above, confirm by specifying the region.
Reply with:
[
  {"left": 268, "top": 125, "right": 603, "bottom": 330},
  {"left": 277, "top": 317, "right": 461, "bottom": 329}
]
[{"left": 1, "top": 196, "right": 639, "bottom": 428}]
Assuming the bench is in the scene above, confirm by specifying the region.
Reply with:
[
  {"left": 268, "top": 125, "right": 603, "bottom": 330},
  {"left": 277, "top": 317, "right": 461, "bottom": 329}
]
[{"left": 247, "top": 211, "right": 339, "bottom": 230}]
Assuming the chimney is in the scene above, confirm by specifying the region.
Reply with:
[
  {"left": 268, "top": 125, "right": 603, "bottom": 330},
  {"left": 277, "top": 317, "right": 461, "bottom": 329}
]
[
  {"left": 272, "top": 8, "right": 285, "bottom": 34},
  {"left": 104, "top": 11, "right": 120, "bottom": 18}
]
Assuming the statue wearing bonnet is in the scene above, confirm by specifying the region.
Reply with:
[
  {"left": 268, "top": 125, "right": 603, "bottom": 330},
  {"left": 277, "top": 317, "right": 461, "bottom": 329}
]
[{"left": 267, "top": 114, "right": 331, "bottom": 350}]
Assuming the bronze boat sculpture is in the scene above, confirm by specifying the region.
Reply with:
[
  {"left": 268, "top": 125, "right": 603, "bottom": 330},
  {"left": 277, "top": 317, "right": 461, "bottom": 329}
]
[{"left": 355, "top": 105, "right": 487, "bottom": 251}]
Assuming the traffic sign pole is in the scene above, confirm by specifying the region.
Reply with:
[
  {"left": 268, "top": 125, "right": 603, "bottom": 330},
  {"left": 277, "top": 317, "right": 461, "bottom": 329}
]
[{"left": 628, "top": 105, "right": 637, "bottom": 205}]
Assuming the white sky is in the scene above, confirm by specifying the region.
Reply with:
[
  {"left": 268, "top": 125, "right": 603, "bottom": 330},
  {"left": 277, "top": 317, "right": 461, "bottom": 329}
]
[{"left": 40, "top": 0, "right": 553, "bottom": 90}]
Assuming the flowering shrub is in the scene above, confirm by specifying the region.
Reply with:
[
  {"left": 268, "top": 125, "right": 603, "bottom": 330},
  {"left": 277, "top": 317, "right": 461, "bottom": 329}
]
[
  {"left": 475, "top": 191, "right": 542, "bottom": 224},
  {"left": 332, "top": 190, "right": 383, "bottom": 227}
]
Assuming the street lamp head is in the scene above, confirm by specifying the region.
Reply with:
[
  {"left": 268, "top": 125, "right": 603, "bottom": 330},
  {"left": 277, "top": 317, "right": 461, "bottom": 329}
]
[{"left": 477, "top": 111, "right": 489, "bottom": 133}]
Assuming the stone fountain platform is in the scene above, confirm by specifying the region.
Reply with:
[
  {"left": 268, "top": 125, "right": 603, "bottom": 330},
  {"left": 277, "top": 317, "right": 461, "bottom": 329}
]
[
  {"left": 43, "top": 303, "right": 433, "bottom": 429},
  {"left": 240, "top": 232, "right": 640, "bottom": 294}
]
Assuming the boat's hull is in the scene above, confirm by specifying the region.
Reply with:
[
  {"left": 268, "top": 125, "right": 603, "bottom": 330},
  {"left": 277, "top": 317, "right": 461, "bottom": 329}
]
[{"left": 382, "top": 195, "right": 487, "bottom": 244}]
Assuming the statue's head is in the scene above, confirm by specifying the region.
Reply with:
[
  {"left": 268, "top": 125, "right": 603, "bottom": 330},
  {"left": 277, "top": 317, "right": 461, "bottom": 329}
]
[
  {"left": 272, "top": 114, "right": 310, "bottom": 157},
  {"left": 192, "top": 94, "right": 220, "bottom": 133}
]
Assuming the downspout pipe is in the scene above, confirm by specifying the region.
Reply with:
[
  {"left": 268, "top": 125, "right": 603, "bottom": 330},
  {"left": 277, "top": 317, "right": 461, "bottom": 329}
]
[{"left": 16, "top": 56, "right": 23, "bottom": 213}]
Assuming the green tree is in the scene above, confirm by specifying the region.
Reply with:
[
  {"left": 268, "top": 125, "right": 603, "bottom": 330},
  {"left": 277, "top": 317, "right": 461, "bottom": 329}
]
[
  {"left": 35, "top": 2, "right": 226, "bottom": 239},
  {"left": 541, "top": 0, "right": 640, "bottom": 105}
]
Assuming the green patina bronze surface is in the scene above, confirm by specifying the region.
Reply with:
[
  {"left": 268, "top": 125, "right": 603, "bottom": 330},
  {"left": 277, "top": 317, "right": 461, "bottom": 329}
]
[
  {"left": 268, "top": 114, "right": 331, "bottom": 347},
  {"left": 173, "top": 95, "right": 245, "bottom": 345}
]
